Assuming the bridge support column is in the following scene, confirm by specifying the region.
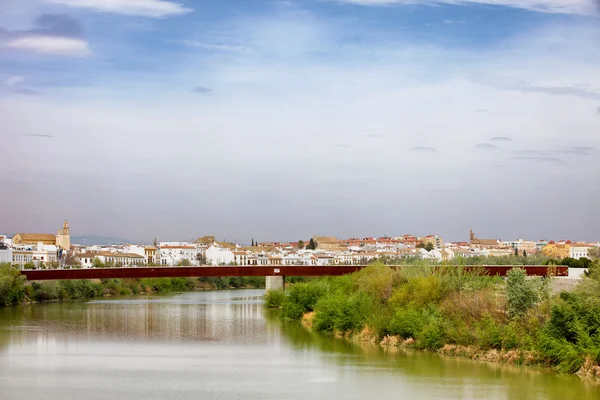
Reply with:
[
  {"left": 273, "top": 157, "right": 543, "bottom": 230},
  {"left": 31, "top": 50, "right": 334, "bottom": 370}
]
[{"left": 265, "top": 275, "right": 285, "bottom": 292}]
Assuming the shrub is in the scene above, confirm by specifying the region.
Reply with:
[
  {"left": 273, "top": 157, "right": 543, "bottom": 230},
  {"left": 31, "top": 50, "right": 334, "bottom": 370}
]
[
  {"left": 352, "top": 263, "right": 401, "bottom": 301},
  {"left": 506, "top": 268, "right": 543, "bottom": 318},
  {"left": 281, "top": 282, "right": 328, "bottom": 321},
  {"left": 416, "top": 315, "right": 445, "bottom": 350},
  {"left": 502, "top": 321, "right": 521, "bottom": 350},
  {"left": 387, "top": 306, "right": 427, "bottom": 338},
  {"left": 264, "top": 290, "right": 285, "bottom": 308},
  {"left": 388, "top": 275, "right": 444, "bottom": 308},
  {"left": 477, "top": 315, "right": 502, "bottom": 349},
  {"left": 441, "top": 289, "right": 504, "bottom": 324},
  {"left": 0, "top": 264, "right": 26, "bottom": 306},
  {"left": 313, "top": 292, "right": 375, "bottom": 333},
  {"left": 32, "top": 281, "right": 59, "bottom": 302}
]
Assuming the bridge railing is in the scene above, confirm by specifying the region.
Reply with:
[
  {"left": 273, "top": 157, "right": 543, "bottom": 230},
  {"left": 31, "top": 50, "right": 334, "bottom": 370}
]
[{"left": 19, "top": 265, "right": 568, "bottom": 281}]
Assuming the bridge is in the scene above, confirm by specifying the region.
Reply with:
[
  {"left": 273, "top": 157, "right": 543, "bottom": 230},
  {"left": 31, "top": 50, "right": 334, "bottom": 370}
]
[{"left": 21, "top": 265, "right": 568, "bottom": 291}]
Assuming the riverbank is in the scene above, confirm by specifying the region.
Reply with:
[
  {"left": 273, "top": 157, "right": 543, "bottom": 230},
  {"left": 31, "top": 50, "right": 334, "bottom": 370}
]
[
  {"left": 268, "top": 262, "right": 600, "bottom": 377},
  {"left": 0, "top": 263, "right": 264, "bottom": 306}
]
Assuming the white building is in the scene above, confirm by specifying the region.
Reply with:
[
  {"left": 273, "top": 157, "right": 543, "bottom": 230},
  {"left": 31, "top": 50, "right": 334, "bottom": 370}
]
[
  {"left": 12, "top": 250, "right": 33, "bottom": 267},
  {"left": 0, "top": 249, "right": 13, "bottom": 264},
  {"left": 569, "top": 245, "right": 592, "bottom": 260},
  {"left": 124, "top": 245, "right": 146, "bottom": 257},
  {"left": 159, "top": 243, "right": 199, "bottom": 266},
  {"left": 206, "top": 244, "right": 235, "bottom": 266},
  {"left": 32, "top": 243, "right": 58, "bottom": 266}
]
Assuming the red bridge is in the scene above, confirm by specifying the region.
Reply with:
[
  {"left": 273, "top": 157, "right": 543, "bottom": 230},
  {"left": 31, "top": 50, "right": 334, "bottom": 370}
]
[{"left": 20, "top": 265, "right": 567, "bottom": 281}]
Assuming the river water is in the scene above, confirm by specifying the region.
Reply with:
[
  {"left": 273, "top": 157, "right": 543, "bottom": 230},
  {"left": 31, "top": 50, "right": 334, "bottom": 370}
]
[{"left": 0, "top": 289, "right": 597, "bottom": 400}]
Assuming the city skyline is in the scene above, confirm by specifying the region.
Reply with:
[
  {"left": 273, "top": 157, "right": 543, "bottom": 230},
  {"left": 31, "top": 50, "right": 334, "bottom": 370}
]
[{"left": 1, "top": 0, "right": 599, "bottom": 241}]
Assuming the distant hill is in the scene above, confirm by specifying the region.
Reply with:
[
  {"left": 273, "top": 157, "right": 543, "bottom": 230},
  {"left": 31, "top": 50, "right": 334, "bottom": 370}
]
[{"left": 71, "top": 235, "right": 144, "bottom": 246}]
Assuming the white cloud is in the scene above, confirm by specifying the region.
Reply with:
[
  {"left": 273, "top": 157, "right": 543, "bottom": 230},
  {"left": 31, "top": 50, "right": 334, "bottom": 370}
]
[
  {"left": 336, "top": 0, "right": 596, "bottom": 15},
  {"left": 46, "top": 0, "right": 193, "bottom": 17},
  {"left": 175, "top": 40, "right": 252, "bottom": 54},
  {"left": 7, "top": 36, "right": 92, "bottom": 56},
  {"left": 4, "top": 76, "right": 25, "bottom": 86}
]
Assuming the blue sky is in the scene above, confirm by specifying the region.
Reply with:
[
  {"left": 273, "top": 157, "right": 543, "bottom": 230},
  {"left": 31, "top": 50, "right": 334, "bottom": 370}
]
[{"left": 1, "top": 0, "right": 599, "bottom": 243}]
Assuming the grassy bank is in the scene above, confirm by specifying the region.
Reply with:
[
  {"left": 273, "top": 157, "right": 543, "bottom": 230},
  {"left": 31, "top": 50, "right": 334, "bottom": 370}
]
[
  {"left": 0, "top": 263, "right": 264, "bottom": 306},
  {"left": 269, "top": 262, "right": 600, "bottom": 377}
]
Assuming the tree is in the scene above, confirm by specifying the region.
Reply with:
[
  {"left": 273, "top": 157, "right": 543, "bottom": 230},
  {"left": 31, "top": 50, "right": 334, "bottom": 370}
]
[
  {"left": 251, "top": 239, "right": 255, "bottom": 247},
  {"left": 92, "top": 258, "right": 104, "bottom": 268},
  {"left": 298, "top": 240, "right": 305, "bottom": 249},
  {"left": 523, "top": 250, "right": 527, "bottom": 258},
  {"left": 65, "top": 253, "right": 82, "bottom": 268},
  {"left": 416, "top": 242, "right": 425, "bottom": 249},
  {"left": 178, "top": 259, "right": 192, "bottom": 266},
  {"left": 424, "top": 242, "right": 434, "bottom": 252},
  {"left": 514, "top": 248, "right": 519, "bottom": 257},
  {"left": 196, "top": 253, "right": 207, "bottom": 265},
  {"left": 506, "top": 268, "right": 542, "bottom": 318},
  {"left": 307, "top": 238, "right": 317, "bottom": 250},
  {"left": 588, "top": 246, "right": 600, "bottom": 260}
]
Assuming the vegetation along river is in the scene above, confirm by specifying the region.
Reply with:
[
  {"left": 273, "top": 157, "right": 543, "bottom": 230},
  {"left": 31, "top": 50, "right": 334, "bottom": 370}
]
[{"left": 0, "top": 289, "right": 597, "bottom": 400}]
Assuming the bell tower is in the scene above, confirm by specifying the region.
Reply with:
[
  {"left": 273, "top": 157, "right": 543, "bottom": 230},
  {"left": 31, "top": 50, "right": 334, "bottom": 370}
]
[{"left": 56, "top": 220, "right": 71, "bottom": 250}]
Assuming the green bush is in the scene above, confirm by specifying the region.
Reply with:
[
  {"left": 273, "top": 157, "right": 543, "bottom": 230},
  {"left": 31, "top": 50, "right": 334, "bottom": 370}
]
[
  {"left": 387, "top": 306, "right": 427, "bottom": 338},
  {"left": 0, "top": 264, "right": 26, "bottom": 306},
  {"left": 388, "top": 275, "right": 444, "bottom": 308},
  {"left": 505, "top": 268, "right": 543, "bottom": 318},
  {"left": 32, "top": 281, "right": 59, "bottom": 302},
  {"left": 281, "top": 282, "right": 328, "bottom": 321},
  {"left": 264, "top": 290, "right": 285, "bottom": 308},
  {"left": 477, "top": 315, "right": 502, "bottom": 349},
  {"left": 416, "top": 314, "right": 445, "bottom": 350},
  {"left": 502, "top": 321, "right": 521, "bottom": 350},
  {"left": 313, "top": 292, "right": 375, "bottom": 333}
]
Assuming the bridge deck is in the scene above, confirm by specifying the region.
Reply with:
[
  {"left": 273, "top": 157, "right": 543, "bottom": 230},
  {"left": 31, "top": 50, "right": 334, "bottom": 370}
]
[{"left": 20, "top": 265, "right": 567, "bottom": 281}]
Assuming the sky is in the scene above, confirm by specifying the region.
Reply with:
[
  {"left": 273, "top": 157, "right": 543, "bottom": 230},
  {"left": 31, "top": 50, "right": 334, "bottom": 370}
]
[{"left": 0, "top": 0, "right": 599, "bottom": 243}]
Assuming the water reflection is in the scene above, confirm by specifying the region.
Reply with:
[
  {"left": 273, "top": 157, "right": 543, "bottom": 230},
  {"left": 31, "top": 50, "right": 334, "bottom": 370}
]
[
  {"left": 0, "top": 290, "right": 598, "bottom": 400},
  {"left": 276, "top": 314, "right": 600, "bottom": 400}
]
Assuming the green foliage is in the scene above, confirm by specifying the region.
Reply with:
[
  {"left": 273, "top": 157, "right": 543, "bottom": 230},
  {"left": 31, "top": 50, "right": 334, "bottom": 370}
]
[
  {"left": 424, "top": 242, "right": 434, "bottom": 251},
  {"left": 389, "top": 275, "right": 444, "bottom": 308},
  {"left": 505, "top": 268, "right": 543, "bottom": 318},
  {"left": 280, "top": 282, "right": 328, "bottom": 320},
  {"left": 387, "top": 306, "right": 428, "bottom": 338},
  {"left": 177, "top": 259, "right": 192, "bottom": 266},
  {"left": 477, "top": 315, "right": 503, "bottom": 349},
  {"left": 352, "top": 264, "right": 400, "bottom": 301},
  {"left": 297, "top": 240, "right": 305, "bottom": 249},
  {"left": 264, "top": 290, "right": 285, "bottom": 308},
  {"left": 23, "top": 262, "right": 36, "bottom": 270},
  {"left": 306, "top": 238, "right": 317, "bottom": 250},
  {"left": 313, "top": 292, "right": 375, "bottom": 333},
  {"left": 197, "top": 276, "right": 265, "bottom": 289},
  {"left": 0, "top": 264, "right": 26, "bottom": 306},
  {"left": 31, "top": 281, "right": 59, "bottom": 302},
  {"left": 92, "top": 258, "right": 104, "bottom": 268}
]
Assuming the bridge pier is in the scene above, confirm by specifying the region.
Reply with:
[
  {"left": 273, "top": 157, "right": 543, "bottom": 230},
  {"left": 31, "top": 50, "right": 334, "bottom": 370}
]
[{"left": 265, "top": 275, "right": 285, "bottom": 292}]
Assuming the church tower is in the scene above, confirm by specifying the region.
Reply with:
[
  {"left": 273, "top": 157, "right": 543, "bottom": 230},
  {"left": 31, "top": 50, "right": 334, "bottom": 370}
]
[{"left": 56, "top": 220, "right": 71, "bottom": 250}]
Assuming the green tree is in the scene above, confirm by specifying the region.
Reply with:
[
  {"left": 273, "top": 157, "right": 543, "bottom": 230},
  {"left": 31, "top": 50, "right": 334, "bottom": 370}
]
[
  {"left": 523, "top": 250, "right": 527, "bottom": 258},
  {"left": 416, "top": 242, "right": 425, "bottom": 249},
  {"left": 178, "top": 259, "right": 192, "bottom": 266},
  {"left": 505, "top": 267, "right": 542, "bottom": 318},
  {"left": 424, "top": 242, "right": 434, "bottom": 252},
  {"left": 251, "top": 239, "right": 255, "bottom": 247},
  {"left": 92, "top": 258, "right": 104, "bottom": 268},
  {"left": 588, "top": 247, "right": 600, "bottom": 260},
  {"left": 298, "top": 240, "right": 305, "bottom": 249},
  {"left": 514, "top": 248, "right": 519, "bottom": 257},
  {"left": 306, "top": 238, "right": 317, "bottom": 250},
  {"left": 0, "top": 264, "right": 26, "bottom": 306}
]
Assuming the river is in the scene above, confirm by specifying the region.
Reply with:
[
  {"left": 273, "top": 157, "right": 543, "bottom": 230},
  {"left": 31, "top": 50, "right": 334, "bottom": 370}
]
[{"left": 0, "top": 289, "right": 597, "bottom": 400}]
